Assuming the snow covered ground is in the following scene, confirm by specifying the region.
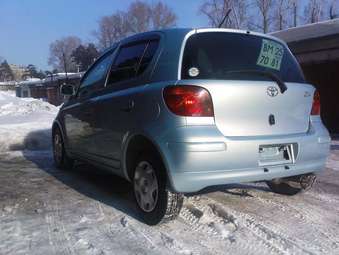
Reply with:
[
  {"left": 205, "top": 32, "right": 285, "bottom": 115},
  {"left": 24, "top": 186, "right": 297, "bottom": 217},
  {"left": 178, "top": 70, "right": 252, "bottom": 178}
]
[
  {"left": 0, "top": 91, "right": 58, "bottom": 152},
  {"left": 0, "top": 91, "right": 338, "bottom": 254}
]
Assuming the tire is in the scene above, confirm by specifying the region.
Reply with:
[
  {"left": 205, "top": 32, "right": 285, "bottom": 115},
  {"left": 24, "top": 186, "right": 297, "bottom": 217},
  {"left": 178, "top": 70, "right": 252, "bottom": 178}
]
[
  {"left": 266, "top": 174, "right": 316, "bottom": 196},
  {"left": 132, "top": 153, "right": 183, "bottom": 225},
  {"left": 52, "top": 127, "right": 74, "bottom": 170}
]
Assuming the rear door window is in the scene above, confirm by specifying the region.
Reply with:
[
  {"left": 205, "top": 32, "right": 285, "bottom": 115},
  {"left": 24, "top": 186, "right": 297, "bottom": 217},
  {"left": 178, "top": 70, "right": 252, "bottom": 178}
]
[
  {"left": 137, "top": 40, "right": 159, "bottom": 75},
  {"left": 77, "top": 50, "right": 114, "bottom": 97},
  {"left": 108, "top": 43, "right": 147, "bottom": 84},
  {"left": 181, "top": 32, "right": 305, "bottom": 83},
  {"left": 107, "top": 39, "right": 159, "bottom": 84}
]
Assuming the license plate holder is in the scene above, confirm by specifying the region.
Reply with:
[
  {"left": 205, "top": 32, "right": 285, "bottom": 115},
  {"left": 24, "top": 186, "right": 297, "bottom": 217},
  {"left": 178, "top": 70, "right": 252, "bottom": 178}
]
[{"left": 258, "top": 144, "right": 296, "bottom": 166}]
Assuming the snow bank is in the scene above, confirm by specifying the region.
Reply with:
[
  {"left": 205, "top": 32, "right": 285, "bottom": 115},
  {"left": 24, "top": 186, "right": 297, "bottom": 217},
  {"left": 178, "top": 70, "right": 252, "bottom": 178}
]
[{"left": 0, "top": 91, "right": 58, "bottom": 152}]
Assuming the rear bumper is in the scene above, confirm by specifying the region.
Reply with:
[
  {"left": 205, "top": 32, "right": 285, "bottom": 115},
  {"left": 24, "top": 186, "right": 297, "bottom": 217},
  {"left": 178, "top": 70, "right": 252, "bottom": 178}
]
[
  {"left": 156, "top": 117, "right": 331, "bottom": 193},
  {"left": 171, "top": 159, "right": 326, "bottom": 193}
]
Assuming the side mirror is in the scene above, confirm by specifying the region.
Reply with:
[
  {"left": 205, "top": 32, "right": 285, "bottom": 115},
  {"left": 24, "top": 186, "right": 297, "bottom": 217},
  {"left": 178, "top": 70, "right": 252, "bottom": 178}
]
[{"left": 60, "top": 84, "right": 75, "bottom": 96}]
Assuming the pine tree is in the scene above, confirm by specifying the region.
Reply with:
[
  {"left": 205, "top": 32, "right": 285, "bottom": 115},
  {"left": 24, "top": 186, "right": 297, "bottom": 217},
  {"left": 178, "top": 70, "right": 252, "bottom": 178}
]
[
  {"left": 71, "top": 43, "right": 99, "bottom": 71},
  {"left": 0, "top": 60, "right": 15, "bottom": 81},
  {"left": 26, "top": 64, "right": 40, "bottom": 78}
]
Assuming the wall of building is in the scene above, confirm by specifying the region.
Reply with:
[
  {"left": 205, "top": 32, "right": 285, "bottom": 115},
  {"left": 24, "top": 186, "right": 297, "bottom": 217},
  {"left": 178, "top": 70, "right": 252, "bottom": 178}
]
[
  {"left": 15, "top": 74, "right": 82, "bottom": 106},
  {"left": 30, "top": 86, "right": 47, "bottom": 100},
  {"left": 302, "top": 61, "right": 339, "bottom": 134}
]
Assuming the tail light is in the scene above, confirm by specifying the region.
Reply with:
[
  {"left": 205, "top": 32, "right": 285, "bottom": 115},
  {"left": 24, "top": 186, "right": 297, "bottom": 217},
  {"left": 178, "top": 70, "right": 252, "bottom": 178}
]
[
  {"left": 311, "top": 90, "right": 321, "bottom": 115},
  {"left": 163, "top": 85, "right": 214, "bottom": 117}
]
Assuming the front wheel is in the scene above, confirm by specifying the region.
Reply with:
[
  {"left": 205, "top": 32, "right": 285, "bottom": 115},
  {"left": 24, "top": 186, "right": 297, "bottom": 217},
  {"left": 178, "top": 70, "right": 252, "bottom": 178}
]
[
  {"left": 52, "top": 127, "right": 74, "bottom": 170},
  {"left": 133, "top": 154, "right": 183, "bottom": 225}
]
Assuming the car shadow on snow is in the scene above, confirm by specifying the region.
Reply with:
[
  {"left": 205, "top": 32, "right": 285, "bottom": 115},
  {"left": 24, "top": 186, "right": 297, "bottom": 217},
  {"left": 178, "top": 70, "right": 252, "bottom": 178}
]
[
  {"left": 19, "top": 129, "right": 142, "bottom": 222},
  {"left": 187, "top": 183, "right": 271, "bottom": 198},
  {"left": 19, "top": 129, "right": 278, "bottom": 222}
]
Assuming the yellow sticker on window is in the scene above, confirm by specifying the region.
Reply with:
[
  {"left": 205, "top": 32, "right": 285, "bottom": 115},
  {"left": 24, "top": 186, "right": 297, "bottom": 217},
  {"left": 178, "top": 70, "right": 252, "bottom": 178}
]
[{"left": 256, "top": 39, "right": 284, "bottom": 71}]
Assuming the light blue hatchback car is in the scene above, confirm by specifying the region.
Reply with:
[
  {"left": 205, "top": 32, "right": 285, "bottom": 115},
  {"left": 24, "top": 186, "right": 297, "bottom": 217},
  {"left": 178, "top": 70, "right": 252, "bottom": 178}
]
[{"left": 53, "top": 28, "right": 331, "bottom": 225}]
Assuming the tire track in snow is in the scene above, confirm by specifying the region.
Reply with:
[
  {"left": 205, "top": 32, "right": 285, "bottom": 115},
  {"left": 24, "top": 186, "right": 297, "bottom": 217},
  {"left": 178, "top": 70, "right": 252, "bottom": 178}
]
[
  {"left": 93, "top": 201, "right": 161, "bottom": 255},
  {"left": 179, "top": 198, "right": 272, "bottom": 255},
  {"left": 245, "top": 188, "right": 339, "bottom": 253},
  {"left": 273, "top": 197, "right": 339, "bottom": 253},
  {"left": 200, "top": 196, "right": 315, "bottom": 255},
  {"left": 227, "top": 187, "right": 339, "bottom": 254},
  {"left": 45, "top": 200, "right": 76, "bottom": 255},
  {"left": 180, "top": 200, "right": 234, "bottom": 239},
  {"left": 94, "top": 201, "right": 197, "bottom": 255}
]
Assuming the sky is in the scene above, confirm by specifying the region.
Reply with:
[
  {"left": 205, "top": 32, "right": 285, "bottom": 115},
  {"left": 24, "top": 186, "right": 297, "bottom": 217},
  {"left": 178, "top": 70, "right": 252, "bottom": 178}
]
[{"left": 0, "top": 0, "right": 208, "bottom": 70}]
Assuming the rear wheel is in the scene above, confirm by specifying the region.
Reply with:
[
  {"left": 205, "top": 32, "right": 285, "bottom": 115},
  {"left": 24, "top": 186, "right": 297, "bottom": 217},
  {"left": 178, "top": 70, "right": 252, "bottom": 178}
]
[
  {"left": 133, "top": 154, "right": 183, "bottom": 225},
  {"left": 52, "top": 128, "right": 74, "bottom": 170},
  {"left": 266, "top": 174, "right": 316, "bottom": 196}
]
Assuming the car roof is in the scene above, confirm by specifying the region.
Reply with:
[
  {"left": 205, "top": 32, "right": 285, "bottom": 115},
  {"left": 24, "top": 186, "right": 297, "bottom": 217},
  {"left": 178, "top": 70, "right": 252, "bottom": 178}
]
[
  {"left": 104, "top": 27, "right": 287, "bottom": 51},
  {"left": 101, "top": 28, "right": 289, "bottom": 83}
]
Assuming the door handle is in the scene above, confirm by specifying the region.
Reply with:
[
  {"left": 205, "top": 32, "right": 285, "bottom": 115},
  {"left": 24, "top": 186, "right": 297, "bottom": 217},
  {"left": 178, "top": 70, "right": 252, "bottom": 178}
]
[{"left": 120, "top": 100, "right": 135, "bottom": 112}]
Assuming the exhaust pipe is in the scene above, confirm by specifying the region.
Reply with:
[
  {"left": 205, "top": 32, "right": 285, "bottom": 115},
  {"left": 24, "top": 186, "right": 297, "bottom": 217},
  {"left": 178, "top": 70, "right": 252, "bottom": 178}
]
[
  {"left": 270, "top": 173, "right": 316, "bottom": 190},
  {"left": 299, "top": 174, "right": 316, "bottom": 190}
]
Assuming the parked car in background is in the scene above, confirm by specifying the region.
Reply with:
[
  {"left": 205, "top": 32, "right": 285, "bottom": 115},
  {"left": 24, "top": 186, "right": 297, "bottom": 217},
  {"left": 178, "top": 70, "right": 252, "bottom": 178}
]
[{"left": 52, "top": 28, "right": 331, "bottom": 225}]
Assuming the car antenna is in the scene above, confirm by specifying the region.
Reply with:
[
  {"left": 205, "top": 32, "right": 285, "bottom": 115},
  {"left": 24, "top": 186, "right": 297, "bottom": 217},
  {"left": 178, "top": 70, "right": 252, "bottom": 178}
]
[{"left": 218, "top": 9, "right": 232, "bottom": 28}]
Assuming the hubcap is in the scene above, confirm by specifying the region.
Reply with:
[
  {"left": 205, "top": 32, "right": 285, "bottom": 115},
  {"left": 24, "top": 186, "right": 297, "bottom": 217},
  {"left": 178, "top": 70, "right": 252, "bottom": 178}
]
[
  {"left": 53, "top": 133, "right": 63, "bottom": 163},
  {"left": 134, "top": 161, "right": 159, "bottom": 212}
]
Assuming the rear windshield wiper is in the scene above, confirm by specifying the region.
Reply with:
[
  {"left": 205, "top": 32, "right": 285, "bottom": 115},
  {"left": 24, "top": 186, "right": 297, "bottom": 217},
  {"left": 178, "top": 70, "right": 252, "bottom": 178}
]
[{"left": 224, "top": 70, "right": 288, "bottom": 94}]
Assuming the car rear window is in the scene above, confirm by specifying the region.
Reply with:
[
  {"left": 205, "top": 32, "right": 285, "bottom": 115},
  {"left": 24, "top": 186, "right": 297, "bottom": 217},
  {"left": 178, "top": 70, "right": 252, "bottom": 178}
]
[{"left": 181, "top": 32, "right": 305, "bottom": 83}]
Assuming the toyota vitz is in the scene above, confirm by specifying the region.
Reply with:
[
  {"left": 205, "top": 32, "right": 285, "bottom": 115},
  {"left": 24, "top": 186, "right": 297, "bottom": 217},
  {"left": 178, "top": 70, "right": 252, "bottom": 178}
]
[{"left": 52, "top": 28, "right": 331, "bottom": 225}]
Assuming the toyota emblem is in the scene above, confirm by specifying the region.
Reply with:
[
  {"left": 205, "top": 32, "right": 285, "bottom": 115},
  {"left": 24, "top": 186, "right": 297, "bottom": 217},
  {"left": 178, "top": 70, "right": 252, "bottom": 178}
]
[{"left": 267, "top": 86, "right": 279, "bottom": 97}]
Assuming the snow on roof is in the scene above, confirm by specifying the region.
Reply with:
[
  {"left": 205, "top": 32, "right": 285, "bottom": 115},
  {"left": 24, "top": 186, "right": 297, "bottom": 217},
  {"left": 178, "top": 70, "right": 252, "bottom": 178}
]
[
  {"left": 271, "top": 18, "right": 339, "bottom": 43},
  {"left": 43, "top": 72, "right": 84, "bottom": 82},
  {"left": 0, "top": 81, "right": 16, "bottom": 86},
  {"left": 18, "top": 79, "right": 43, "bottom": 85},
  {"left": 25, "top": 78, "right": 41, "bottom": 82}
]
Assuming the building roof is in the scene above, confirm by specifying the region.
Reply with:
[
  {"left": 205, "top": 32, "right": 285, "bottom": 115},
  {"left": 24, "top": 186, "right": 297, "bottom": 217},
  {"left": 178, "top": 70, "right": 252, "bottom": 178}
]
[
  {"left": 271, "top": 19, "right": 339, "bottom": 43},
  {"left": 0, "top": 81, "right": 16, "bottom": 86},
  {"left": 43, "top": 72, "right": 84, "bottom": 82},
  {"left": 271, "top": 19, "right": 339, "bottom": 65},
  {"left": 18, "top": 79, "right": 43, "bottom": 86}
]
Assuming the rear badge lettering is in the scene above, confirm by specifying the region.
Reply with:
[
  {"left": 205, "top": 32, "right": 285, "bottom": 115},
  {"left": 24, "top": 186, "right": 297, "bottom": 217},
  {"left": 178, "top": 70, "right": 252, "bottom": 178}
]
[{"left": 257, "top": 39, "right": 284, "bottom": 71}]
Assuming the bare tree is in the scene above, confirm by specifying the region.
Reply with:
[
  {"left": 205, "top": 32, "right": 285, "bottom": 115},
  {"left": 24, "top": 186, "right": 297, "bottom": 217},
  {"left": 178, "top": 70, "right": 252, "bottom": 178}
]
[
  {"left": 151, "top": 2, "right": 177, "bottom": 29},
  {"left": 274, "top": 0, "right": 289, "bottom": 31},
  {"left": 253, "top": 0, "right": 274, "bottom": 33},
  {"left": 93, "top": 12, "right": 129, "bottom": 50},
  {"left": 303, "top": 0, "right": 325, "bottom": 24},
  {"left": 328, "top": 0, "right": 339, "bottom": 19},
  {"left": 200, "top": 0, "right": 249, "bottom": 29},
  {"left": 288, "top": 0, "right": 299, "bottom": 27},
  {"left": 93, "top": 1, "right": 177, "bottom": 50},
  {"left": 126, "top": 1, "right": 151, "bottom": 33},
  {"left": 126, "top": 1, "right": 177, "bottom": 32},
  {"left": 48, "top": 36, "right": 81, "bottom": 73}
]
